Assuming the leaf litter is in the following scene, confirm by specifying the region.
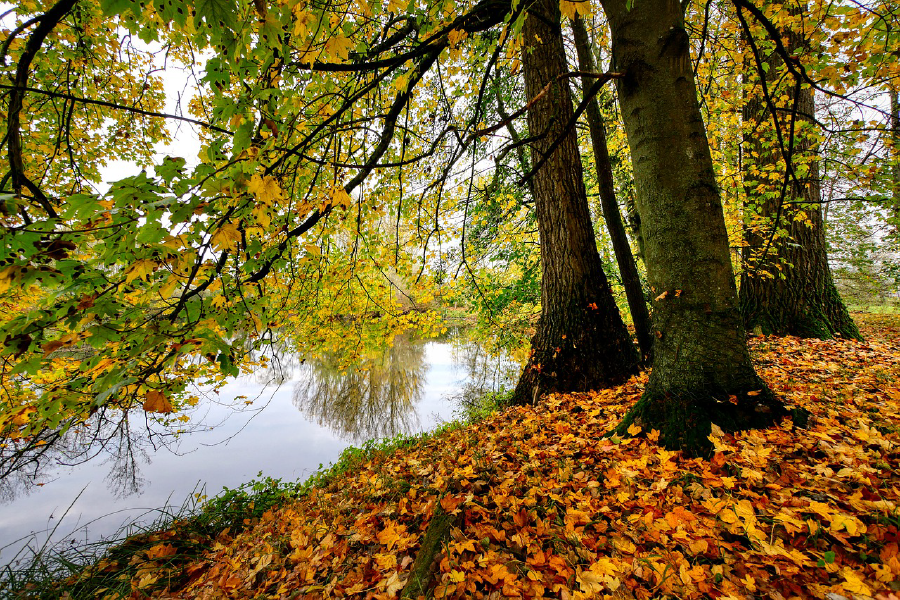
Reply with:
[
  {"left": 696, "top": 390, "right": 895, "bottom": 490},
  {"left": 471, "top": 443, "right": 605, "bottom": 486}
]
[{"left": 66, "top": 314, "right": 900, "bottom": 599}]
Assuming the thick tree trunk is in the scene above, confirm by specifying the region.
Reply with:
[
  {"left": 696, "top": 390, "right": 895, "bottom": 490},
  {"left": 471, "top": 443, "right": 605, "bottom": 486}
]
[
  {"left": 600, "top": 0, "right": 786, "bottom": 454},
  {"left": 511, "top": 0, "right": 639, "bottom": 405},
  {"left": 740, "top": 16, "right": 860, "bottom": 340},
  {"left": 571, "top": 16, "right": 653, "bottom": 362}
]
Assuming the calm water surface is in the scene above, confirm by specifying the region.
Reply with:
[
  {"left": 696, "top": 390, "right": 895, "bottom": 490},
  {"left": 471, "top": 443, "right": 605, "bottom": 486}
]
[{"left": 0, "top": 336, "right": 515, "bottom": 564}]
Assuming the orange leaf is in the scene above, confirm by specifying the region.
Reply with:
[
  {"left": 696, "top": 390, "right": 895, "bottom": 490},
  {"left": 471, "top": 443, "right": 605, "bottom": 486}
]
[
  {"left": 146, "top": 543, "right": 177, "bottom": 560},
  {"left": 143, "top": 390, "right": 174, "bottom": 413}
]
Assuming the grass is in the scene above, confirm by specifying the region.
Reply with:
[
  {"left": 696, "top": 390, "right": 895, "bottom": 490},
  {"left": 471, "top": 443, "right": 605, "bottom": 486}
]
[{"left": 849, "top": 303, "right": 900, "bottom": 314}]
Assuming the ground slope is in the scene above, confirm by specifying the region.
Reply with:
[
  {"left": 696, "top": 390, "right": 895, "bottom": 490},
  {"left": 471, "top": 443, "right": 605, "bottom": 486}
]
[{"left": 67, "top": 314, "right": 900, "bottom": 599}]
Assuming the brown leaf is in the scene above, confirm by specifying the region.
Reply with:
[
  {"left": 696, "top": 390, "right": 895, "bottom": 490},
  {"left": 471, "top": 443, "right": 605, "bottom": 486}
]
[{"left": 143, "top": 390, "right": 174, "bottom": 413}]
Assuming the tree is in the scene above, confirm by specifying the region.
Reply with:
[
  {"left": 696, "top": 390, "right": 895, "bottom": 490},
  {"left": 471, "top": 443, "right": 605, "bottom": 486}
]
[
  {"left": 600, "top": 0, "right": 786, "bottom": 453},
  {"left": 891, "top": 84, "right": 900, "bottom": 229},
  {"left": 738, "top": 0, "right": 860, "bottom": 340},
  {"left": 510, "top": 0, "right": 639, "bottom": 405},
  {"left": 571, "top": 14, "right": 653, "bottom": 361},
  {"left": 0, "top": 0, "right": 514, "bottom": 465}
]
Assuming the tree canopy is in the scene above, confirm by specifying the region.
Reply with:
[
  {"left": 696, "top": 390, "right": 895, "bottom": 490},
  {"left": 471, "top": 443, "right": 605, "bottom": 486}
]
[{"left": 1, "top": 0, "right": 898, "bottom": 460}]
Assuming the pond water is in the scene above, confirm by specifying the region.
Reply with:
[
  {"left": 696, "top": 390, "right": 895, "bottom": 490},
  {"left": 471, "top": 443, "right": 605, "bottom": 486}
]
[{"left": 0, "top": 334, "right": 517, "bottom": 565}]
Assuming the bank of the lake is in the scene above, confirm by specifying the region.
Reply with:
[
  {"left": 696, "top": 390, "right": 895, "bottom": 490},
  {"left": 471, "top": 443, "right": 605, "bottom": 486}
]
[
  {"left": 0, "top": 335, "right": 516, "bottom": 566},
  {"left": 8, "top": 314, "right": 900, "bottom": 599}
]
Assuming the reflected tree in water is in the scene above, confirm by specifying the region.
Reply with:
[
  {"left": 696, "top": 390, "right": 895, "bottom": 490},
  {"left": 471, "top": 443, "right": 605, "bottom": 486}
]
[
  {"left": 292, "top": 337, "right": 427, "bottom": 443},
  {"left": 0, "top": 387, "right": 254, "bottom": 503},
  {"left": 446, "top": 332, "right": 519, "bottom": 411}
]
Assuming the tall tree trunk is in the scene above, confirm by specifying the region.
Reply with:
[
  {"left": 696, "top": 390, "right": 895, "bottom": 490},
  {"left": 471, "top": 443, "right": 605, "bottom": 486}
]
[
  {"left": 571, "top": 16, "right": 653, "bottom": 362},
  {"left": 890, "top": 84, "right": 900, "bottom": 231},
  {"left": 599, "top": 0, "right": 786, "bottom": 454},
  {"left": 739, "top": 9, "right": 860, "bottom": 340},
  {"left": 511, "top": 0, "right": 639, "bottom": 405}
]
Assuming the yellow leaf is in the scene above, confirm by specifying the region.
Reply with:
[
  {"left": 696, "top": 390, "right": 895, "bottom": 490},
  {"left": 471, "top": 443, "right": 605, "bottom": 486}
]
[
  {"left": 292, "top": 8, "right": 315, "bottom": 38},
  {"left": 841, "top": 567, "right": 872, "bottom": 596},
  {"left": 125, "top": 259, "right": 157, "bottom": 285},
  {"left": 143, "top": 390, "right": 174, "bottom": 414},
  {"left": 447, "top": 29, "right": 467, "bottom": 48},
  {"left": 560, "top": 0, "right": 577, "bottom": 19},
  {"left": 248, "top": 174, "right": 282, "bottom": 205},
  {"left": 211, "top": 223, "right": 241, "bottom": 251},
  {"left": 560, "top": 0, "right": 591, "bottom": 19},
  {"left": 382, "top": 572, "right": 405, "bottom": 594},
  {"left": 330, "top": 187, "right": 352, "bottom": 209},
  {"left": 137, "top": 573, "right": 159, "bottom": 589},
  {"left": 627, "top": 422, "right": 642, "bottom": 436},
  {"left": 689, "top": 538, "right": 709, "bottom": 555},
  {"left": 145, "top": 543, "right": 177, "bottom": 560},
  {"left": 304, "top": 244, "right": 321, "bottom": 256},
  {"left": 0, "top": 265, "right": 25, "bottom": 293},
  {"left": 374, "top": 553, "right": 397, "bottom": 570},
  {"left": 449, "top": 570, "right": 465, "bottom": 583},
  {"left": 325, "top": 32, "right": 351, "bottom": 61},
  {"left": 376, "top": 521, "right": 404, "bottom": 550},
  {"left": 393, "top": 73, "right": 409, "bottom": 93}
]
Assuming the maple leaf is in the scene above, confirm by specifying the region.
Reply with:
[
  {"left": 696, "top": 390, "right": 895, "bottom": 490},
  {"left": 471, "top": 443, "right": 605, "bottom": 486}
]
[
  {"left": 329, "top": 187, "right": 352, "bottom": 209},
  {"left": 125, "top": 259, "right": 157, "bottom": 285},
  {"left": 382, "top": 572, "right": 405, "bottom": 594},
  {"left": 248, "top": 174, "right": 282, "bottom": 205},
  {"left": 325, "top": 33, "right": 352, "bottom": 61},
  {"left": 387, "top": 0, "right": 406, "bottom": 12},
  {"left": 376, "top": 521, "right": 405, "bottom": 550},
  {"left": 841, "top": 567, "right": 872, "bottom": 596},
  {"left": 143, "top": 390, "right": 174, "bottom": 413},
  {"left": 145, "top": 543, "right": 177, "bottom": 560},
  {"left": 292, "top": 8, "right": 315, "bottom": 38},
  {"left": 211, "top": 223, "right": 241, "bottom": 251},
  {"left": 447, "top": 29, "right": 467, "bottom": 48}
]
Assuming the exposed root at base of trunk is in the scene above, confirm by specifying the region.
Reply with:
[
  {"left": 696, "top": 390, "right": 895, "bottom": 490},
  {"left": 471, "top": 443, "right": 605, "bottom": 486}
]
[
  {"left": 615, "top": 386, "right": 792, "bottom": 457},
  {"left": 400, "top": 502, "right": 461, "bottom": 599}
]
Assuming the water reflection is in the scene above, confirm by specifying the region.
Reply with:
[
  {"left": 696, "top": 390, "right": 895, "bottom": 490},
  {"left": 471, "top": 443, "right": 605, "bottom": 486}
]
[
  {"left": 292, "top": 336, "right": 427, "bottom": 443},
  {"left": 0, "top": 330, "right": 519, "bottom": 505},
  {"left": 0, "top": 390, "right": 260, "bottom": 503},
  {"left": 1, "top": 408, "right": 170, "bottom": 502}
]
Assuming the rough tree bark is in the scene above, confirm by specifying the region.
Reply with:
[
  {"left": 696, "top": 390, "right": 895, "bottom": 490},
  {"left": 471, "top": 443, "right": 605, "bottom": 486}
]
[
  {"left": 510, "top": 0, "right": 639, "bottom": 405},
  {"left": 599, "top": 0, "right": 787, "bottom": 454},
  {"left": 890, "top": 84, "right": 900, "bottom": 231},
  {"left": 739, "top": 9, "right": 860, "bottom": 340},
  {"left": 571, "top": 16, "right": 653, "bottom": 362}
]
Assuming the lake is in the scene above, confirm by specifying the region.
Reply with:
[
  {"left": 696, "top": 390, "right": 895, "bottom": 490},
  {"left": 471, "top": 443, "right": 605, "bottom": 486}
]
[{"left": 0, "top": 334, "right": 517, "bottom": 565}]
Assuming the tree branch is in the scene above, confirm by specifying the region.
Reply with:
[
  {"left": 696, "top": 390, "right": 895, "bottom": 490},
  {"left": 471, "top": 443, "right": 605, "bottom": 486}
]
[{"left": 0, "top": 84, "right": 233, "bottom": 135}]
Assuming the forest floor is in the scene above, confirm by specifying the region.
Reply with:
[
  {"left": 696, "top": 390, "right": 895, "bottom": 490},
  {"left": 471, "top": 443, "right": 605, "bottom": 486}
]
[{"left": 40, "top": 314, "right": 900, "bottom": 599}]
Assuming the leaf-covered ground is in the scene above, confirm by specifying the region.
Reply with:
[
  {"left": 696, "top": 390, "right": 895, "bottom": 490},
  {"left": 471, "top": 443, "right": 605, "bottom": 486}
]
[{"left": 82, "top": 314, "right": 900, "bottom": 599}]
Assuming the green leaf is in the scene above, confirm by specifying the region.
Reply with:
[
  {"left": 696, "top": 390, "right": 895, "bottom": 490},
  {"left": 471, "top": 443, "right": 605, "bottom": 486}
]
[
  {"left": 195, "top": 0, "right": 238, "bottom": 32},
  {"left": 99, "top": 0, "right": 137, "bottom": 17}
]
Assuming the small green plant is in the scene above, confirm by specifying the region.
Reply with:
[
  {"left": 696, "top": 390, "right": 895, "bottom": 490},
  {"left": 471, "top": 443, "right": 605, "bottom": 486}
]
[{"left": 455, "top": 387, "right": 511, "bottom": 422}]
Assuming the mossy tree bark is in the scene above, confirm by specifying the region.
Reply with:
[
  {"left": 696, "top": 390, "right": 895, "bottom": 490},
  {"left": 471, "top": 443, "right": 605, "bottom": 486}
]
[
  {"left": 599, "top": 0, "right": 786, "bottom": 454},
  {"left": 739, "top": 8, "right": 860, "bottom": 340},
  {"left": 571, "top": 16, "right": 653, "bottom": 362},
  {"left": 511, "top": 0, "right": 639, "bottom": 405}
]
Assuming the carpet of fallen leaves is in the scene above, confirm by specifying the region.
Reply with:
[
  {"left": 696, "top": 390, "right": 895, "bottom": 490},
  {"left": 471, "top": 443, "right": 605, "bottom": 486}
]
[{"left": 98, "top": 314, "right": 900, "bottom": 599}]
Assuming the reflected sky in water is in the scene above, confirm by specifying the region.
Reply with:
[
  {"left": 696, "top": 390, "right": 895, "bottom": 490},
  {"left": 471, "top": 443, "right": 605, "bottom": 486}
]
[{"left": 0, "top": 338, "right": 515, "bottom": 563}]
